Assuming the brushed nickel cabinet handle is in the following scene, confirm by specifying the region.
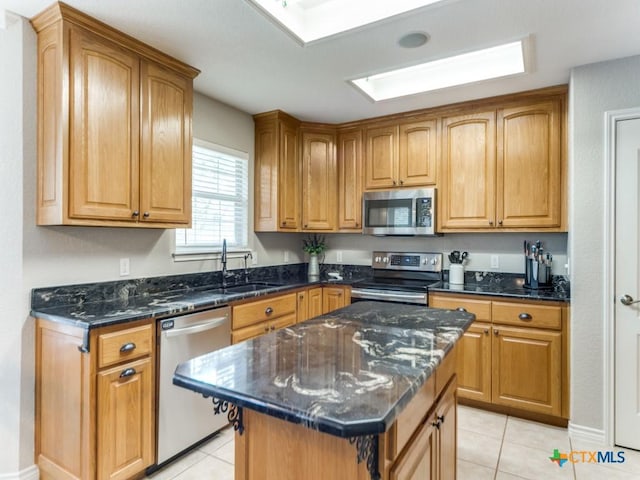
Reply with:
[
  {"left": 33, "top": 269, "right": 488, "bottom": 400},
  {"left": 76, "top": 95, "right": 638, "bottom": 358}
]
[
  {"left": 120, "top": 368, "right": 136, "bottom": 378},
  {"left": 120, "top": 342, "right": 136, "bottom": 353},
  {"left": 518, "top": 313, "right": 533, "bottom": 321},
  {"left": 265, "top": 307, "right": 273, "bottom": 315}
]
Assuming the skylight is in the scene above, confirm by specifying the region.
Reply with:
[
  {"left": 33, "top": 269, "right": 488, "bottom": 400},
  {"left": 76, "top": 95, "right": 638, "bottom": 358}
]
[
  {"left": 246, "top": 0, "right": 445, "bottom": 44},
  {"left": 351, "top": 40, "right": 527, "bottom": 101}
]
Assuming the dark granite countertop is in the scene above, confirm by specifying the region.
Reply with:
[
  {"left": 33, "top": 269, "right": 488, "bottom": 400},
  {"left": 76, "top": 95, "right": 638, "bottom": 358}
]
[
  {"left": 431, "top": 271, "right": 570, "bottom": 302},
  {"left": 173, "top": 301, "right": 474, "bottom": 438}
]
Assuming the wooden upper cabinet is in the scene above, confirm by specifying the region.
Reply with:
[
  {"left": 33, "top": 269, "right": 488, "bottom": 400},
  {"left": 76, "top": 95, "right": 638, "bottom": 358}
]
[
  {"left": 68, "top": 27, "right": 140, "bottom": 221},
  {"left": 497, "top": 100, "right": 562, "bottom": 228},
  {"left": 253, "top": 111, "right": 301, "bottom": 231},
  {"left": 364, "top": 124, "right": 398, "bottom": 189},
  {"left": 301, "top": 128, "right": 337, "bottom": 231},
  {"left": 139, "top": 61, "right": 192, "bottom": 224},
  {"left": 440, "top": 111, "right": 497, "bottom": 229},
  {"left": 32, "top": 2, "right": 199, "bottom": 228},
  {"left": 337, "top": 128, "right": 363, "bottom": 231},
  {"left": 398, "top": 119, "right": 437, "bottom": 187}
]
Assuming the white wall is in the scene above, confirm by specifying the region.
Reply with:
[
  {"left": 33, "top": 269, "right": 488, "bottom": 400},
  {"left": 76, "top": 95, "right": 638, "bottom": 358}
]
[{"left": 569, "top": 54, "right": 640, "bottom": 435}]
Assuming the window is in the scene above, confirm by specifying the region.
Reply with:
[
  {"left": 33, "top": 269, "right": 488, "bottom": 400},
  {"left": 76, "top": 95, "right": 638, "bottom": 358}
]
[{"left": 175, "top": 139, "right": 249, "bottom": 253}]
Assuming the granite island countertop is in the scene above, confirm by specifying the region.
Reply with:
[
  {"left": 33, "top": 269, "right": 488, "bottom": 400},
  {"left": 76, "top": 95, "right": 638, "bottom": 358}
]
[{"left": 172, "top": 301, "right": 475, "bottom": 438}]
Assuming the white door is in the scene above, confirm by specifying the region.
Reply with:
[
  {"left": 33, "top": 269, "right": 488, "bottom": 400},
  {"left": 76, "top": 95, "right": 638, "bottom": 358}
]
[{"left": 615, "top": 117, "right": 640, "bottom": 449}]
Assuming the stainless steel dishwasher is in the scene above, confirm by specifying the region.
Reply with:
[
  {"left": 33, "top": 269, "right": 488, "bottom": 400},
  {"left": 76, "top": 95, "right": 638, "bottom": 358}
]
[{"left": 156, "top": 306, "right": 231, "bottom": 466}]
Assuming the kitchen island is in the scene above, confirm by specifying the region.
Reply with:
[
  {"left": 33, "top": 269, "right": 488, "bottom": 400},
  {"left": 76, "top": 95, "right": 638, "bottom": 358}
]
[{"left": 173, "top": 301, "right": 474, "bottom": 480}]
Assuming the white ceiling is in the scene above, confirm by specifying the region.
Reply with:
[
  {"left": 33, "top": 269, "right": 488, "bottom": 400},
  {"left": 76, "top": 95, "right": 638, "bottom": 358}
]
[{"left": 2, "top": 0, "right": 640, "bottom": 123}]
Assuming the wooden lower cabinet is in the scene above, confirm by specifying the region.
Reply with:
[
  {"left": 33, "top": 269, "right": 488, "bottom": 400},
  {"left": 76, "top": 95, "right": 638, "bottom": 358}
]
[
  {"left": 297, "top": 287, "right": 323, "bottom": 323},
  {"left": 322, "top": 286, "right": 350, "bottom": 313},
  {"left": 429, "top": 292, "right": 568, "bottom": 423},
  {"left": 389, "top": 420, "right": 437, "bottom": 480},
  {"left": 35, "top": 317, "right": 156, "bottom": 480}
]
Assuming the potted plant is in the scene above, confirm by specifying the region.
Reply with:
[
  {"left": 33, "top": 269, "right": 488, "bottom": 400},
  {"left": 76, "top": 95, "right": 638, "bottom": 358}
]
[{"left": 302, "top": 234, "right": 327, "bottom": 278}]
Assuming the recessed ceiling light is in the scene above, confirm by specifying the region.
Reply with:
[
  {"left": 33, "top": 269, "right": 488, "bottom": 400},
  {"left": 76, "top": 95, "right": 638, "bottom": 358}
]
[
  {"left": 398, "top": 32, "right": 430, "bottom": 49},
  {"left": 246, "top": 0, "right": 445, "bottom": 45},
  {"left": 351, "top": 40, "right": 527, "bottom": 102}
]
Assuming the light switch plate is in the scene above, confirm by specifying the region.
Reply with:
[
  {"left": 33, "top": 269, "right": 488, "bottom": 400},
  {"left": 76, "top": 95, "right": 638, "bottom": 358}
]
[
  {"left": 490, "top": 255, "right": 499, "bottom": 269},
  {"left": 119, "top": 258, "right": 130, "bottom": 276},
  {"left": 336, "top": 250, "right": 343, "bottom": 263}
]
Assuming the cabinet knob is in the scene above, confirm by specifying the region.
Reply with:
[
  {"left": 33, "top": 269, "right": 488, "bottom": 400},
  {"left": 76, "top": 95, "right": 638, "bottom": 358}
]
[
  {"left": 304, "top": 224, "right": 308, "bottom": 228},
  {"left": 498, "top": 220, "right": 503, "bottom": 225},
  {"left": 265, "top": 307, "right": 273, "bottom": 316},
  {"left": 132, "top": 210, "right": 139, "bottom": 217},
  {"left": 119, "top": 342, "right": 136, "bottom": 353},
  {"left": 299, "top": 294, "right": 304, "bottom": 299},
  {"left": 282, "top": 221, "right": 286, "bottom": 226},
  {"left": 355, "top": 222, "right": 359, "bottom": 227},
  {"left": 393, "top": 180, "right": 397, "bottom": 185},
  {"left": 143, "top": 211, "right": 150, "bottom": 218},
  {"left": 518, "top": 313, "right": 533, "bottom": 321},
  {"left": 456, "top": 307, "right": 467, "bottom": 312},
  {"left": 489, "top": 220, "right": 494, "bottom": 226},
  {"left": 264, "top": 326, "right": 270, "bottom": 332},
  {"left": 270, "top": 325, "right": 276, "bottom": 331},
  {"left": 494, "top": 329, "right": 499, "bottom": 336},
  {"left": 119, "top": 368, "right": 136, "bottom": 378},
  {"left": 400, "top": 180, "right": 404, "bottom": 185},
  {"left": 483, "top": 329, "right": 489, "bottom": 335}
]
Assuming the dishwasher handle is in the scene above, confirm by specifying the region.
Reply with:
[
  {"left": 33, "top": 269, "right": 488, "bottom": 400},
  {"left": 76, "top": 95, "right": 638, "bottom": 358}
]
[{"left": 163, "top": 316, "right": 228, "bottom": 338}]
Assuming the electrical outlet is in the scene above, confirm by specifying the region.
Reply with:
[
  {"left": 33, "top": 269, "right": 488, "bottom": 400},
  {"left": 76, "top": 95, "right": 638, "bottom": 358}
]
[
  {"left": 251, "top": 251, "right": 258, "bottom": 265},
  {"left": 119, "top": 258, "right": 130, "bottom": 276},
  {"left": 490, "top": 255, "right": 499, "bottom": 269},
  {"left": 336, "top": 250, "right": 343, "bottom": 263},
  {"left": 283, "top": 250, "right": 290, "bottom": 263}
]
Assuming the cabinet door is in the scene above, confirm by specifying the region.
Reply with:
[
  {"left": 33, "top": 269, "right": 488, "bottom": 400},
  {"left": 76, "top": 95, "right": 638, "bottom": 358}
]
[
  {"left": 497, "top": 100, "right": 562, "bottom": 228},
  {"left": 308, "top": 287, "right": 324, "bottom": 318},
  {"left": 323, "top": 287, "right": 348, "bottom": 314},
  {"left": 492, "top": 326, "right": 562, "bottom": 416},
  {"left": 297, "top": 290, "right": 309, "bottom": 323},
  {"left": 254, "top": 118, "right": 279, "bottom": 231},
  {"left": 139, "top": 61, "right": 192, "bottom": 224},
  {"left": 440, "top": 112, "right": 496, "bottom": 229},
  {"left": 437, "top": 378, "right": 457, "bottom": 480},
  {"left": 232, "top": 321, "right": 270, "bottom": 344},
  {"left": 97, "top": 356, "right": 154, "bottom": 480},
  {"left": 68, "top": 27, "right": 140, "bottom": 221},
  {"left": 456, "top": 322, "right": 492, "bottom": 402},
  {"left": 337, "top": 128, "right": 363, "bottom": 230},
  {"left": 365, "top": 124, "right": 398, "bottom": 189},
  {"left": 390, "top": 415, "right": 438, "bottom": 480},
  {"left": 278, "top": 118, "right": 300, "bottom": 230},
  {"left": 301, "top": 130, "right": 336, "bottom": 230},
  {"left": 398, "top": 119, "right": 437, "bottom": 186}
]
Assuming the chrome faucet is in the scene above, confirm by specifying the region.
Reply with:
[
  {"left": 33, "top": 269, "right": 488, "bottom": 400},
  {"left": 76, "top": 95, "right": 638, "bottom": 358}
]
[{"left": 221, "top": 239, "right": 228, "bottom": 288}]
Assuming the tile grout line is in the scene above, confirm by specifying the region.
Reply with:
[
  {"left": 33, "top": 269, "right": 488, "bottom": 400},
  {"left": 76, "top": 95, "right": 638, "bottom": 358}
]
[{"left": 493, "top": 414, "right": 510, "bottom": 480}]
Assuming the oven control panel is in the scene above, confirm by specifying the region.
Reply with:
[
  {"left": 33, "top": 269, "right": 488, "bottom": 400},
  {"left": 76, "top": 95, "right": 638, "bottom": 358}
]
[{"left": 371, "top": 251, "right": 442, "bottom": 272}]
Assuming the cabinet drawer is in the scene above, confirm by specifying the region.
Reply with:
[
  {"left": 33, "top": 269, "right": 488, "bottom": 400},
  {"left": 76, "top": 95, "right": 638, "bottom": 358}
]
[
  {"left": 98, "top": 322, "right": 154, "bottom": 369},
  {"left": 492, "top": 302, "right": 562, "bottom": 330},
  {"left": 232, "top": 293, "right": 297, "bottom": 329},
  {"left": 429, "top": 295, "right": 491, "bottom": 322},
  {"left": 231, "top": 312, "right": 297, "bottom": 344}
]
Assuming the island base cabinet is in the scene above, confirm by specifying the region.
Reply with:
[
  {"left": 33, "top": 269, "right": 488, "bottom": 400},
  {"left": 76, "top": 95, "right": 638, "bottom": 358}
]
[{"left": 235, "top": 409, "right": 370, "bottom": 480}]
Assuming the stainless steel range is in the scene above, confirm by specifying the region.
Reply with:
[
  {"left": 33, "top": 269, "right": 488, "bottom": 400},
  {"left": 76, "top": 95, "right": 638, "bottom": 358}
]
[{"left": 351, "top": 251, "right": 443, "bottom": 305}]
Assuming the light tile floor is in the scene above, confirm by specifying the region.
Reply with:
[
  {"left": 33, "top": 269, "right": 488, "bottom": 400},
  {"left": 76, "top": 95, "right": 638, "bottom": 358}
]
[{"left": 146, "top": 405, "right": 640, "bottom": 479}]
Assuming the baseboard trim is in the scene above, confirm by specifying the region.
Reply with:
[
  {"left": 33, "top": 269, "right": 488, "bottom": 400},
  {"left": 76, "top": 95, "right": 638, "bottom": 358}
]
[
  {"left": 568, "top": 422, "right": 607, "bottom": 445},
  {"left": 0, "top": 465, "right": 39, "bottom": 480}
]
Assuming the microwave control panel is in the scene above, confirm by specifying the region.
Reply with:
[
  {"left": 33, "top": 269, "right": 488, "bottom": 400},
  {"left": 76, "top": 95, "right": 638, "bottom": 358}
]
[{"left": 416, "top": 197, "right": 433, "bottom": 227}]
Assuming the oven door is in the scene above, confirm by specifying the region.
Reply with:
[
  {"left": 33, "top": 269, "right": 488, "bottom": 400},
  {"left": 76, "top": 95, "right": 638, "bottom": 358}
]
[{"left": 350, "top": 287, "right": 428, "bottom": 305}]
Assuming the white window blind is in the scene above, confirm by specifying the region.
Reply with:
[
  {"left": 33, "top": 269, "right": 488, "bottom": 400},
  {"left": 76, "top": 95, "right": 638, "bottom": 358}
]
[{"left": 176, "top": 139, "right": 249, "bottom": 252}]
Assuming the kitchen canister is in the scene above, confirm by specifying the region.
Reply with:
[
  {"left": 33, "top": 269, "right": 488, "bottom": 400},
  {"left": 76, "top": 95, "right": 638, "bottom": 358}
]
[{"left": 449, "top": 264, "right": 465, "bottom": 285}]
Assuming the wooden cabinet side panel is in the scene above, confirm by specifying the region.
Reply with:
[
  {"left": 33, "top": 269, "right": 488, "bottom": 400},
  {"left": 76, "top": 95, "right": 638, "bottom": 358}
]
[
  {"left": 398, "top": 119, "right": 437, "bottom": 186},
  {"left": 36, "top": 319, "right": 93, "bottom": 480},
  {"left": 497, "top": 101, "right": 562, "bottom": 228},
  {"left": 440, "top": 112, "right": 496, "bottom": 229},
  {"left": 239, "top": 409, "right": 369, "bottom": 480},
  {"left": 140, "top": 61, "right": 192, "bottom": 224},
  {"left": 97, "top": 356, "right": 155, "bottom": 480},
  {"left": 36, "top": 23, "right": 66, "bottom": 225},
  {"left": 337, "top": 129, "right": 363, "bottom": 230},
  {"left": 68, "top": 27, "right": 140, "bottom": 221}
]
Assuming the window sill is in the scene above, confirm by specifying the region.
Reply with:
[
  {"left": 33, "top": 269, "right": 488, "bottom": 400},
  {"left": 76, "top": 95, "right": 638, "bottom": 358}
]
[{"left": 173, "top": 248, "right": 253, "bottom": 263}]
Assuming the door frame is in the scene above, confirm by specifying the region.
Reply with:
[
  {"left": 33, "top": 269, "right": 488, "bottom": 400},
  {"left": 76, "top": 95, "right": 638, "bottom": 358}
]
[{"left": 603, "top": 107, "right": 640, "bottom": 447}]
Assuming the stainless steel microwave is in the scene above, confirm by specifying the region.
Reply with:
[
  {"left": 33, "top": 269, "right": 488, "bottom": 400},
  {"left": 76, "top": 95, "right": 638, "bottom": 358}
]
[{"left": 362, "top": 188, "right": 437, "bottom": 236}]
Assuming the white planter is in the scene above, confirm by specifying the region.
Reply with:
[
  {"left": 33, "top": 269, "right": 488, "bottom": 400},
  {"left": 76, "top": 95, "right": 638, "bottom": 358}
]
[{"left": 308, "top": 253, "right": 320, "bottom": 278}]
